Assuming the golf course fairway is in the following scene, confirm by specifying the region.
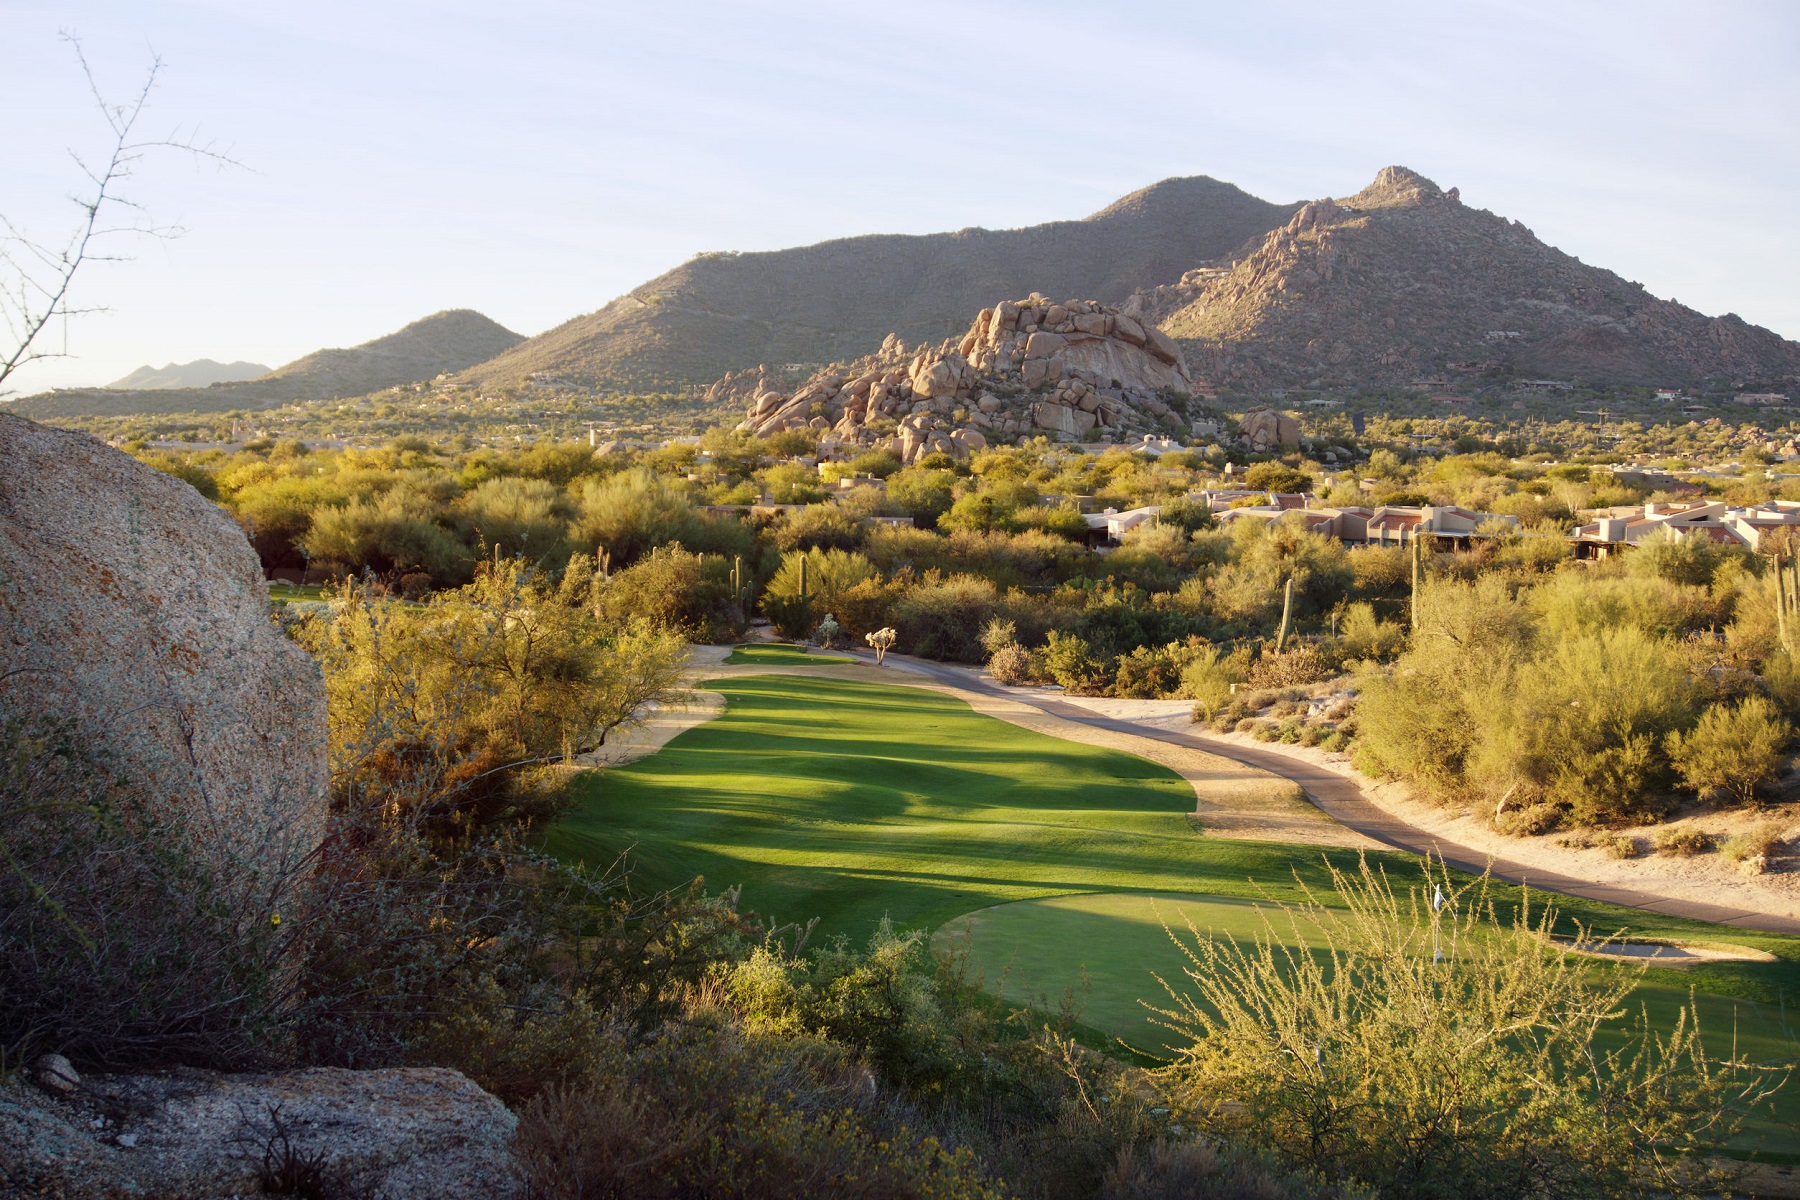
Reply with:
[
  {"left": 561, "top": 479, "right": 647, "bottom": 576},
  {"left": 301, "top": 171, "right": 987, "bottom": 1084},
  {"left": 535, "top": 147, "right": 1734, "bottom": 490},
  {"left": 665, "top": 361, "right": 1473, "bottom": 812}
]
[{"left": 546, "top": 670, "right": 1800, "bottom": 1156}]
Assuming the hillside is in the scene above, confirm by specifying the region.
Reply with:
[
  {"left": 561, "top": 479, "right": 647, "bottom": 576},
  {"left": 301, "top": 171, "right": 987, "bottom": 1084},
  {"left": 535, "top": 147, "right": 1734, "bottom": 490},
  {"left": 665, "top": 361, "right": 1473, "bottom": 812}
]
[
  {"left": 455, "top": 177, "right": 1299, "bottom": 391},
  {"left": 108, "top": 359, "right": 270, "bottom": 390},
  {"left": 9, "top": 310, "right": 524, "bottom": 419},
  {"left": 1141, "top": 166, "right": 1800, "bottom": 390}
]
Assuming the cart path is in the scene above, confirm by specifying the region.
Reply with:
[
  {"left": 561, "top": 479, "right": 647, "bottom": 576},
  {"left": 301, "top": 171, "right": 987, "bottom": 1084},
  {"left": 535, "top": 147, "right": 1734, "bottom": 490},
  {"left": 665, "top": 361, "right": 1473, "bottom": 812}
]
[{"left": 854, "top": 649, "right": 1800, "bottom": 938}]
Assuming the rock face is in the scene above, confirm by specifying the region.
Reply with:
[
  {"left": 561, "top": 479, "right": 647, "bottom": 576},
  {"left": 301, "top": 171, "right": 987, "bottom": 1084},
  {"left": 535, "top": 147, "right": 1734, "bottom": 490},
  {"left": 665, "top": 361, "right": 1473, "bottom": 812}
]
[
  {"left": 733, "top": 295, "right": 1200, "bottom": 462},
  {"left": 0, "top": 414, "right": 327, "bottom": 895},
  {"left": 1139, "top": 165, "right": 1800, "bottom": 389},
  {"left": 0, "top": 1067, "right": 521, "bottom": 1199},
  {"left": 1239, "top": 408, "right": 1300, "bottom": 450}
]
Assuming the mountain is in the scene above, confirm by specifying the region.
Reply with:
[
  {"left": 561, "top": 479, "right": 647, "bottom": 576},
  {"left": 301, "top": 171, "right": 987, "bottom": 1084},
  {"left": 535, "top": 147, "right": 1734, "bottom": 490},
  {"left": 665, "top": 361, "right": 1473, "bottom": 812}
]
[
  {"left": 455, "top": 177, "right": 1300, "bottom": 391},
  {"left": 108, "top": 359, "right": 270, "bottom": 390},
  {"left": 9, "top": 310, "right": 525, "bottom": 419},
  {"left": 1141, "top": 166, "right": 1800, "bottom": 389}
]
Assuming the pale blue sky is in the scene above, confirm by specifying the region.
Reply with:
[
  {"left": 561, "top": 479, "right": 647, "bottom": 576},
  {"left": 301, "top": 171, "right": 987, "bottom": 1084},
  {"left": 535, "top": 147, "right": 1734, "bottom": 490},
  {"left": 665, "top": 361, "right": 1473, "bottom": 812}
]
[{"left": 4, "top": 0, "right": 1796, "bottom": 391}]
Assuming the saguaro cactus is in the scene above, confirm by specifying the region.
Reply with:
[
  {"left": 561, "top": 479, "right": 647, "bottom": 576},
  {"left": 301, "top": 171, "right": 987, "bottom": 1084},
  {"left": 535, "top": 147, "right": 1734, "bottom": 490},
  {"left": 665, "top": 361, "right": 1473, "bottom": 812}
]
[{"left": 1275, "top": 576, "right": 1295, "bottom": 653}]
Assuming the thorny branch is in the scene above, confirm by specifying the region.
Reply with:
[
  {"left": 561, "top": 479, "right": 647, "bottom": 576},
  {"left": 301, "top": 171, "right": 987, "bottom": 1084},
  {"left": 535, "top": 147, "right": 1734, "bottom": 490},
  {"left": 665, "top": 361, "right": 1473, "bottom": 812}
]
[{"left": 0, "top": 33, "right": 241, "bottom": 394}]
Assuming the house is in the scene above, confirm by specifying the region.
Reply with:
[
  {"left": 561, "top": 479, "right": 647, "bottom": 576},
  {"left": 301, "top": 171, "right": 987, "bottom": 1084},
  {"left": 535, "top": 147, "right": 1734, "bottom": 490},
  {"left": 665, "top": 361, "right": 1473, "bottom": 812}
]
[
  {"left": 1083, "top": 505, "right": 1162, "bottom": 546},
  {"left": 1215, "top": 504, "right": 1515, "bottom": 546},
  {"left": 1569, "top": 500, "right": 1800, "bottom": 556}
]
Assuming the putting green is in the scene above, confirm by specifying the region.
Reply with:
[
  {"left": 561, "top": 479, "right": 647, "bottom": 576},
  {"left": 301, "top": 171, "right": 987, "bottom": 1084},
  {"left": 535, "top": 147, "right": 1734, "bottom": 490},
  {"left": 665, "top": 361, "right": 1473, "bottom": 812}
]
[
  {"left": 723, "top": 643, "right": 853, "bottom": 666},
  {"left": 944, "top": 890, "right": 1800, "bottom": 1157}
]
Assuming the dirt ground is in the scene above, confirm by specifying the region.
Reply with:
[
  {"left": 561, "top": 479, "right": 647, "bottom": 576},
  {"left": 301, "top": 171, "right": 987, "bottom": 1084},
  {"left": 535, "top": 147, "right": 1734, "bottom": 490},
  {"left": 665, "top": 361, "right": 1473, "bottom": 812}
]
[{"left": 1168, "top": 720, "right": 1800, "bottom": 924}]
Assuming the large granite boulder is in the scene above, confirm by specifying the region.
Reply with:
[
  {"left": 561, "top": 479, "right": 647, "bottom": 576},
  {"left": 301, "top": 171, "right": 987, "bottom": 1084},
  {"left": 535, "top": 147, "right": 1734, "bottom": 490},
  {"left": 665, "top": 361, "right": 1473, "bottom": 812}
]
[
  {"left": 0, "top": 1067, "right": 521, "bottom": 1199},
  {"left": 1239, "top": 407, "right": 1301, "bottom": 450},
  {"left": 0, "top": 413, "right": 327, "bottom": 896}
]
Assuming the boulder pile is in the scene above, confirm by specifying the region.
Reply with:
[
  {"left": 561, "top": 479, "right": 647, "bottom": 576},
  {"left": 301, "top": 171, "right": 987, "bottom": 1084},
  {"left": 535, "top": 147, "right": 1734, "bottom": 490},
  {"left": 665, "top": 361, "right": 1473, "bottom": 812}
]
[{"left": 734, "top": 296, "right": 1200, "bottom": 462}]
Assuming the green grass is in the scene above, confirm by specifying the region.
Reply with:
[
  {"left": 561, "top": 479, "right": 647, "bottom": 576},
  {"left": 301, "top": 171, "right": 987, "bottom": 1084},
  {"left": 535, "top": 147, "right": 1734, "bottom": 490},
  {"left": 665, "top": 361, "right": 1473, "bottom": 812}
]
[
  {"left": 547, "top": 675, "right": 1386, "bottom": 935},
  {"left": 723, "top": 643, "right": 854, "bottom": 666}
]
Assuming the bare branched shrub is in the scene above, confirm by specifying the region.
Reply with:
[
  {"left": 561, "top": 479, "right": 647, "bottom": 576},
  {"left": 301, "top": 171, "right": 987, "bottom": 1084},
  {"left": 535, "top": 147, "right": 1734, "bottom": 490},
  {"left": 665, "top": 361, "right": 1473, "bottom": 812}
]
[{"left": 0, "top": 721, "right": 287, "bottom": 1068}]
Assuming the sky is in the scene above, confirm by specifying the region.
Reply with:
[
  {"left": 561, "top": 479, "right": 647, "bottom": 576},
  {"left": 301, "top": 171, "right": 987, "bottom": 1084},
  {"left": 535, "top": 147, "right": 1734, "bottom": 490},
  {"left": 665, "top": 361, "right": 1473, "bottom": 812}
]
[{"left": 3, "top": 0, "right": 1797, "bottom": 392}]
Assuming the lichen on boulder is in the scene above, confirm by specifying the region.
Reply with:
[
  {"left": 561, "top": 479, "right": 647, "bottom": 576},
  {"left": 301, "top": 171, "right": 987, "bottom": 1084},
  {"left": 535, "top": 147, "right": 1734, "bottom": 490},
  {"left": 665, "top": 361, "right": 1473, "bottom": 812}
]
[{"left": 0, "top": 413, "right": 327, "bottom": 902}]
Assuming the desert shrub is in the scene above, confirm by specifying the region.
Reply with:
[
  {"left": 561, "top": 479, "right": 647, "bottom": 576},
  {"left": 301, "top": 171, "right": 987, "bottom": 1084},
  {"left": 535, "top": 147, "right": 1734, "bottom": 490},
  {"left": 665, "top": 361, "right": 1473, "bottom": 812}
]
[
  {"left": 1319, "top": 729, "right": 1350, "bottom": 754},
  {"left": 891, "top": 574, "right": 1001, "bottom": 662},
  {"left": 1666, "top": 696, "right": 1793, "bottom": 806},
  {"left": 1335, "top": 601, "right": 1407, "bottom": 663},
  {"left": 597, "top": 544, "right": 742, "bottom": 641},
  {"left": 1721, "top": 822, "right": 1788, "bottom": 872},
  {"left": 1149, "top": 858, "right": 1778, "bottom": 1200},
  {"left": 763, "top": 593, "right": 814, "bottom": 640},
  {"left": 456, "top": 475, "right": 572, "bottom": 565},
  {"left": 0, "top": 723, "right": 286, "bottom": 1068},
  {"left": 1042, "top": 631, "right": 1105, "bottom": 693},
  {"left": 572, "top": 469, "right": 718, "bottom": 570},
  {"left": 1110, "top": 643, "right": 1192, "bottom": 699},
  {"left": 1247, "top": 645, "right": 1334, "bottom": 689},
  {"left": 303, "top": 562, "right": 688, "bottom": 838},
  {"left": 1493, "top": 803, "right": 1562, "bottom": 837},
  {"left": 304, "top": 488, "right": 471, "bottom": 584},
  {"left": 885, "top": 467, "right": 957, "bottom": 529},
  {"left": 1235, "top": 718, "right": 1266, "bottom": 735},
  {"left": 1098, "top": 1138, "right": 1304, "bottom": 1200},
  {"left": 1629, "top": 527, "right": 1723, "bottom": 588},
  {"left": 988, "top": 642, "right": 1034, "bottom": 686},
  {"left": 1239, "top": 461, "right": 1313, "bottom": 494},
  {"left": 1653, "top": 827, "right": 1716, "bottom": 857},
  {"left": 1253, "top": 724, "right": 1281, "bottom": 743},
  {"left": 1181, "top": 646, "right": 1251, "bottom": 719},
  {"left": 1602, "top": 834, "right": 1642, "bottom": 859},
  {"left": 772, "top": 504, "right": 867, "bottom": 553},
  {"left": 1298, "top": 724, "right": 1324, "bottom": 748},
  {"left": 980, "top": 616, "right": 1018, "bottom": 659}
]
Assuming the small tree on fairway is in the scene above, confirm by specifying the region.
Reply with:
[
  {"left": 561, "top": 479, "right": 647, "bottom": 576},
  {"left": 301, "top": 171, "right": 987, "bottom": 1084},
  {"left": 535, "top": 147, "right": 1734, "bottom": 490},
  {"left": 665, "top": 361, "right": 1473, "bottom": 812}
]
[
  {"left": 1147, "top": 856, "right": 1783, "bottom": 1200},
  {"left": 866, "top": 627, "right": 897, "bottom": 665},
  {"left": 1666, "top": 696, "right": 1792, "bottom": 806},
  {"left": 814, "top": 613, "right": 842, "bottom": 650}
]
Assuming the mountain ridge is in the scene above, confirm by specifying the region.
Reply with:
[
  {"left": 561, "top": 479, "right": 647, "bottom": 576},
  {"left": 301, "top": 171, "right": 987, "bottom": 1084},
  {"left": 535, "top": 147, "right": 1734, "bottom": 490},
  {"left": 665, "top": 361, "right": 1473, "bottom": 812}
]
[
  {"left": 1141, "top": 166, "right": 1800, "bottom": 389},
  {"left": 108, "top": 359, "right": 270, "bottom": 390},
  {"left": 453, "top": 176, "right": 1301, "bottom": 390},
  {"left": 9, "top": 309, "right": 524, "bottom": 419}
]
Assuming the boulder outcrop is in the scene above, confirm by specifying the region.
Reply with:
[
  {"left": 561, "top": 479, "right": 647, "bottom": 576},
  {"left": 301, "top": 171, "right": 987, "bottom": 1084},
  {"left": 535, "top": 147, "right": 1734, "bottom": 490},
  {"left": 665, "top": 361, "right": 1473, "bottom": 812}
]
[
  {"left": 732, "top": 295, "right": 1199, "bottom": 462},
  {"left": 0, "top": 413, "right": 327, "bottom": 898},
  {"left": 1239, "top": 408, "right": 1301, "bottom": 450},
  {"left": 0, "top": 1066, "right": 521, "bottom": 1199}
]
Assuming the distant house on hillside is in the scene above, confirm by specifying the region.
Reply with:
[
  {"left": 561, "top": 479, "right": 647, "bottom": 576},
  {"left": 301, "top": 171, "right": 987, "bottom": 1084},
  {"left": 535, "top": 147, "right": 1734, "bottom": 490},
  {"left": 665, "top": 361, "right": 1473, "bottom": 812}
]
[
  {"left": 1216, "top": 503, "right": 1516, "bottom": 546},
  {"left": 1571, "top": 500, "right": 1800, "bottom": 557}
]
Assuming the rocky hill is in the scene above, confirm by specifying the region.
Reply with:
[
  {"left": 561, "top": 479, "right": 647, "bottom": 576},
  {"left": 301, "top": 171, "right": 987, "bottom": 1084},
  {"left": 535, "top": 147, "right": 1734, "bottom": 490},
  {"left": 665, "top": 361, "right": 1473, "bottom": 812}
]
[
  {"left": 457, "top": 177, "right": 1298, "bottom": 391},
  {"left": 9, "top": 310, "right": 524, "bottom": 419},
  {"left": 107, "top": 359, "right": 270, "bottom": 390},
  {"left": 1139, "top": 166, "right": 1800, "bottom": 389},
  {"left": 731, "top": 294, "right": 1208, "bottom": 464}
]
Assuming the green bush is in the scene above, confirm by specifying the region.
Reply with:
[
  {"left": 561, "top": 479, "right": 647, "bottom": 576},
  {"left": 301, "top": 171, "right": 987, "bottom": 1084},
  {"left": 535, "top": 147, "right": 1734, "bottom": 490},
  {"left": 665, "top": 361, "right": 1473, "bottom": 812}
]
[{"left": 1666, "top": 696, "right": 1792, "bottom": 807}]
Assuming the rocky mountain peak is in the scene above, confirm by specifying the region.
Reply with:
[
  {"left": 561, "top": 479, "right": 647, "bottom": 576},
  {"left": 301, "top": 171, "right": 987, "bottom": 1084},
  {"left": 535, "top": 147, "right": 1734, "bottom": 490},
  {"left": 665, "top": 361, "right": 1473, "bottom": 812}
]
[{"left": 1347, "top": 165, "right": 1451, "bottom": 208}]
